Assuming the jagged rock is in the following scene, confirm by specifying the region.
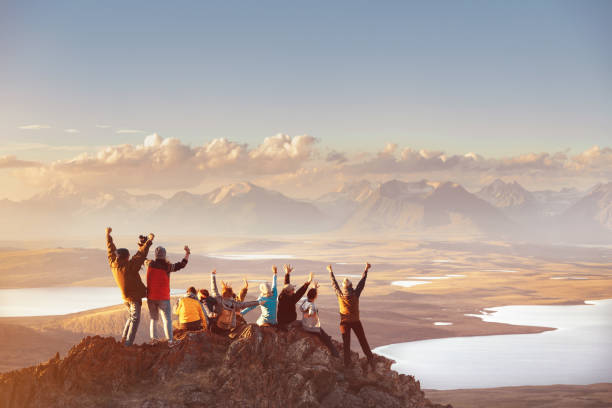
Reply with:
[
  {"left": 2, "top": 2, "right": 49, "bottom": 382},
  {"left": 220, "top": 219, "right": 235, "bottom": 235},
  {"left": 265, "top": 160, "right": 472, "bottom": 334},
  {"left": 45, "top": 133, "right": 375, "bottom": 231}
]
[{"left": 0, "top": 324, "right": 451, "bottom": 408}]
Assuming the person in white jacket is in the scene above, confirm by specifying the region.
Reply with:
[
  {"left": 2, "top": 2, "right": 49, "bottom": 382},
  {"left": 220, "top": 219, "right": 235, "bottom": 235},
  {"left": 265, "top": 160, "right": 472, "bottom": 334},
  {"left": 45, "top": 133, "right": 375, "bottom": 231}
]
[{"left": 299, "top": 282, "right": 339, "bottom": 357}]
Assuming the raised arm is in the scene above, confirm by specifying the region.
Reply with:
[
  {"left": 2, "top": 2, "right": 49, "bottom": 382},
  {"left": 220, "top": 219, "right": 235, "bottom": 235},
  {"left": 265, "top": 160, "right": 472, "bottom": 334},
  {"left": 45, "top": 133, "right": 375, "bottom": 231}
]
[
  {"left": 355, "top": 262, "right": 370, "bottom": 297},
  {"left": 129, "top": 233, "right": 154, "bottom": 271},
  {"left": 210, "top": 270, "right": 219, "bottom": 298},
  {"left": 170, "top": 245, "right": 190, "bottom": 272},
  {"left": 272, "top": 266, "right": 278, "bottom": 297},
  {"left": 105, "top": 227, "right": 116, "bottom": 265},
  {"left": 237, "top": 277, "right": 248, "bottom": 302},
  {"left": 283, "top": 264, "right": 292, "bottom": 285},
  {"left": 293, "top": 272, "right": 313, "bottom": 303},
  {"left": 328, "top": 265, "right": 342, "bottom": 297}
]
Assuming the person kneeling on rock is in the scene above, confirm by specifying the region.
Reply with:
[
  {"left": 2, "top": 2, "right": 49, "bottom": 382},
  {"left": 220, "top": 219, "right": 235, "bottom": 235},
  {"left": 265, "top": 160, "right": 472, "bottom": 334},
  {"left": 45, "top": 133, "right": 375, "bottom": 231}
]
[
  {"left": 299, "top": 282, "right": 340, "bottom": 357},
  {"left": 174, "top": 286, "right": 206, "bottom": 332}
]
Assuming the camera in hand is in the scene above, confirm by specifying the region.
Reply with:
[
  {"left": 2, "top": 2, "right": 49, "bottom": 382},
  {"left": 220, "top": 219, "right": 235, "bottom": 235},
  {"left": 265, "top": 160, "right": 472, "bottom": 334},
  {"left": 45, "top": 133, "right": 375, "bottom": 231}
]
[{"left": 138, "top": 235, "right": 147, "bottom": 245}]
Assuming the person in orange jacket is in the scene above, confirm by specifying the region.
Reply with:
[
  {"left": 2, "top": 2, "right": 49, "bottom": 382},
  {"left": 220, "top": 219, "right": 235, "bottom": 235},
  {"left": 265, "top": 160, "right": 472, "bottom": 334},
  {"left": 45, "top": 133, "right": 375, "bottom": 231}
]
[{"left": 174, "top": 286, "right": 206, "bottom": 331}]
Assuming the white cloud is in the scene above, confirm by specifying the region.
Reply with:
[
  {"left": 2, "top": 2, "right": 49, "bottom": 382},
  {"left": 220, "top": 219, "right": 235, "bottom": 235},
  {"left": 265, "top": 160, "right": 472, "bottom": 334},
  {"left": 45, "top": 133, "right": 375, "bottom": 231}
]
[
  {"left": 116, "top": 129, "right": 146, "bottom": 134},
  {"left": 15, "top": 133, "right": 318, "bottom": 190},
  {"left": 18, "top": 124, "right": 51, "bottom": 130},
  {"left": 95, "top": 125, "right": 112, "bottom": 129},
  {"left": 0, "top": 155, "right": 41, "bottom": 169},
  {"left": 5, "top": 136, "right": 611, "bottom": 195},
  {"left": 65, "top": 129, "right": 80, "bottom": 133}
]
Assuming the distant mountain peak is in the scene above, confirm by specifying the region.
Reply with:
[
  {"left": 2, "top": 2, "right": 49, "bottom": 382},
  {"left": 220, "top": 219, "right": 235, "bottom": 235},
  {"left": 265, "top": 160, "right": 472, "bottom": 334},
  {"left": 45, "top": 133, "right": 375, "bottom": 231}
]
[
  {"left": 477, "top": 179, "right": 534, "bottom": 209},
  {"left": 209, "top": 181, "right": 258, "bottom": 204}
]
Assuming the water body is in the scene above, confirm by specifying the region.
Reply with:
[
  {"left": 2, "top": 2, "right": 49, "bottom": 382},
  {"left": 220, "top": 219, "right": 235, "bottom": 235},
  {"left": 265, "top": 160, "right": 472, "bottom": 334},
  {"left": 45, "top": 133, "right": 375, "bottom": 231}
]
[
  {"left": 374, "top": 299, "right": 612, "bottom": 389},
  {"left": 0, "top": 287, "right": 184, "bottom": 317},
  {"left": 206, "top": 253, "right": 295, "bottom": 260}
]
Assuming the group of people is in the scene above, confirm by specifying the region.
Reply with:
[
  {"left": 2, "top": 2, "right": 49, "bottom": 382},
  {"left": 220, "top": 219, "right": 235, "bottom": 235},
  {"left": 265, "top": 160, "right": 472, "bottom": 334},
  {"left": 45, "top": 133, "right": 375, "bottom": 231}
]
[{"left": 105, "top": 227, "right": 375, "bottom": 369}]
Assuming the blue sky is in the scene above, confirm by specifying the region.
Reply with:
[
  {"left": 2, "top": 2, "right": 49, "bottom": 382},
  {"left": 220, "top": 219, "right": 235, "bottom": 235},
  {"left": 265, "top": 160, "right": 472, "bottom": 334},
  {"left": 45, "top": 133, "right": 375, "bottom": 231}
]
[
  {"left": 0, "top": 1, "right": 611, "bottom": 199},
  {"left": 2, "top": 1, "right": 610, "bottom": 157}
]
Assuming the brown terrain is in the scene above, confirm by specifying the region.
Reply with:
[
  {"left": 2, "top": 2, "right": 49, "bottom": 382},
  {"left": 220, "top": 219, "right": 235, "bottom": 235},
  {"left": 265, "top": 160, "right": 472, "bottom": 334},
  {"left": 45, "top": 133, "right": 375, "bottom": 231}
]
[
  {"left": 0, "top": 325, "right": 450, "bottom": 408},
  {"left": 0, "top": 237, "right": 610, "bottom": 407}
]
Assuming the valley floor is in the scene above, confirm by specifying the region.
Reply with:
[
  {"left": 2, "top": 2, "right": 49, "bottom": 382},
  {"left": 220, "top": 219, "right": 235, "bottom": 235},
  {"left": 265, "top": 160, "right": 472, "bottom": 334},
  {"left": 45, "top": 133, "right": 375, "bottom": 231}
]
[{"left": 1, "top": 237, "right": 611, "bottom": 406}]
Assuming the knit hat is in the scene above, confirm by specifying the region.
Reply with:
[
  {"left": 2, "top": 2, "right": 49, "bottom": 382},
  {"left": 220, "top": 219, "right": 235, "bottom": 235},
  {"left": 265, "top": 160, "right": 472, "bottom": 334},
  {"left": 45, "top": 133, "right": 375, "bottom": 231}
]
[{"left": 155, "top": 246, "right": 166, "bottom": 260}]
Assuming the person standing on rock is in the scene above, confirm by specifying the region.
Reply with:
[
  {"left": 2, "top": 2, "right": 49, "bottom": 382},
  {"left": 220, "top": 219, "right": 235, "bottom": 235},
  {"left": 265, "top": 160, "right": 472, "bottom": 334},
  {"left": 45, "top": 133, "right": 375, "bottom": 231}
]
[
  {"left": 106, "top": 227, "right": 154, "bottom": 346},
  {"left": 300, "top": 282, "right": 340, "bottom": 357},
  {"left": 277, "top": 264, "right": 313, "bottom": 330},
  {"left": 174, "top": 286, "right": 206, "bottom": 331},
  {"left": 240, "top": 265, "right": 278, "bottom": 327},
  {"left": 328, "top": 263, "right": 375, "bottom": 370},
  {"left": 210, "top": 270, "right": 261, "bottom": 336},
  {"left": 146, "top": 245, "right": 190, "bottom": 344}
]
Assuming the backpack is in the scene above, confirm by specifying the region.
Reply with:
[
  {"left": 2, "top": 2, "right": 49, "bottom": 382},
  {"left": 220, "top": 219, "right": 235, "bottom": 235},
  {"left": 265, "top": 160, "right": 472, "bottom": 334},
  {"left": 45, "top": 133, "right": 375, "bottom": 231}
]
[{"left": 216, "top": 299, "right": 235, "bottom": 330}]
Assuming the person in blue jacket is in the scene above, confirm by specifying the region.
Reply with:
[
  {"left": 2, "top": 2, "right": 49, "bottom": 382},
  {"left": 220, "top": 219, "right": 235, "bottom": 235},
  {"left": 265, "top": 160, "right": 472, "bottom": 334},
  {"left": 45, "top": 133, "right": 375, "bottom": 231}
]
[{"left": 241, "top": 265, "right": 278, "bottom": 326}]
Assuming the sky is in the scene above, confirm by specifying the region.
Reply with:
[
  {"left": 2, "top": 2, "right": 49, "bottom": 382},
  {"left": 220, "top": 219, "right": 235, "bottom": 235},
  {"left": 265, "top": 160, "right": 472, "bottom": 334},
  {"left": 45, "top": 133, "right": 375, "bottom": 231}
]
[{"left": 0, "top": 1, "right": 611, "bottom": 200}]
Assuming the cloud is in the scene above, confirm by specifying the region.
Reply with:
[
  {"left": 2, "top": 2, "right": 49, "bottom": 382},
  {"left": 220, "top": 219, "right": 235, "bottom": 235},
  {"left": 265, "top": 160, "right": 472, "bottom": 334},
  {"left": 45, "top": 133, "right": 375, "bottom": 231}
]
[
  {"left": 18, "top": 124, "right": 51, "bottom": 130},
  {"left": 326, "top": 150, "right": 347, "bottom": 164},
  {"left": 339, "top": 143, "right": 612, "bottom": 190},
  {"left": 95, "top": 125, "right": 112, "bottom": 129},
  {"left": 16, "top": 133, "right": 318, "bottom": 190},
  {"left": 116, "top": 129, "right": 146, "bottom": 134},
  {"left": 65, "top": 129, "right": 80, "bottom": 133},
  {"left": 0, "top": 155, "right": 41, "bottom": 169},
  {"left": 5, "top": 135, "right": 611, "bottom": 195}
]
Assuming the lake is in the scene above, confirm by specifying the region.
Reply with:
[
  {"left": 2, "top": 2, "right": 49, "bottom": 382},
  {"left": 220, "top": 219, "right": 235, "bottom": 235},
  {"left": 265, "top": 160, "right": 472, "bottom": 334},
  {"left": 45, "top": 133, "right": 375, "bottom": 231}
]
[
  {"left": 0, "top": 287, "right": 184, "bottom": 317},
  {"left": 374, "top": 299, "right": 612, "bottom": 389}
]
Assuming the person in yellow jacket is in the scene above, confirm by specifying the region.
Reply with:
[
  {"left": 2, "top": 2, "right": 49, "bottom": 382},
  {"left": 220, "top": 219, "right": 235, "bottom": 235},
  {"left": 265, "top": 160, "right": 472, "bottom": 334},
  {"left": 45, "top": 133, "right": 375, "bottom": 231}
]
[{"left": 174, "top": 286, "right": 206, "bottom": 331}]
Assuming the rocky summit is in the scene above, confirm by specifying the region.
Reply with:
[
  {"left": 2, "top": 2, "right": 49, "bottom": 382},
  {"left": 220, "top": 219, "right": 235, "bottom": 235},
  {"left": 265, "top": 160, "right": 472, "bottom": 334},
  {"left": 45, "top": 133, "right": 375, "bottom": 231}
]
[{"left": 0, "top": 324, "right": 451, "bottom": 408}]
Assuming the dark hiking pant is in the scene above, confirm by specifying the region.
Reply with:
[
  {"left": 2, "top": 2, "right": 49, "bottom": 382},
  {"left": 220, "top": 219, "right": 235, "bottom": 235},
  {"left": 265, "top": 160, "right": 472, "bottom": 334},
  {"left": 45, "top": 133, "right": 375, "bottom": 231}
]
[
  {"left": 179, "top": 320, "right": 203, "bottom": 331},
  {"left": 340, "top": 320, "right": 373, "bottom": 367},
  {"left": 318, "top": 328, "right": 340, "bottom": 357}
]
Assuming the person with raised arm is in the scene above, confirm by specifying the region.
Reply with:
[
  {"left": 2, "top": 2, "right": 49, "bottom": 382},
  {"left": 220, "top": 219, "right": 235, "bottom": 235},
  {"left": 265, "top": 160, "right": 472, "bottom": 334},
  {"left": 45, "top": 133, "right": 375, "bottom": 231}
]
[
  {"left": 300, "top": 281, "right": 340, "bottom": 357},
  {"left": 210, "top": 269, "right": 261, "bottom": 336},
  {"left": 277, "top": 264, "right": 313, "bottom": 330},
  {"left": 329, "top": 263, "right": 375, "bottom": 370},
  {"left": 240, "top": 265, "right": 279, "bottom": 326},
  {"left": 146, "top": 244, "right": 190, "bottom": 344},
  {"left": 105, "top": 227, "right": 154, "bottom": 346}
]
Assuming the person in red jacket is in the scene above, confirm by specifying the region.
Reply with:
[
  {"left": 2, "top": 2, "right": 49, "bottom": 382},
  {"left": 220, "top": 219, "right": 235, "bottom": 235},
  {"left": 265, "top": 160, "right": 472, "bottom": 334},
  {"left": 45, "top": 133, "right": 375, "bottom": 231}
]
[{"left": 146, "top": 245, "right": 190, "bottom": 343}]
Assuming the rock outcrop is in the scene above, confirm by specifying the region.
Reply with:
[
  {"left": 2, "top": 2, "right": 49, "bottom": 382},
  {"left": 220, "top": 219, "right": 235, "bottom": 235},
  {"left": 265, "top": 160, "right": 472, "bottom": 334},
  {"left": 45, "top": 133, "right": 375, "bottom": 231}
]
[{"left": 0, "top": 324, "right": 451, "bottom": 408}]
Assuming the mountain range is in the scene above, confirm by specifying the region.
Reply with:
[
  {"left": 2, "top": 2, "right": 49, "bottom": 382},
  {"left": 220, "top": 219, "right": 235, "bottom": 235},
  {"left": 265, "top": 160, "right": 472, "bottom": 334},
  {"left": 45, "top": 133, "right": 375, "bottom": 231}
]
[{"left": 0, "top": 179, "right": 610, "bottom": 243}]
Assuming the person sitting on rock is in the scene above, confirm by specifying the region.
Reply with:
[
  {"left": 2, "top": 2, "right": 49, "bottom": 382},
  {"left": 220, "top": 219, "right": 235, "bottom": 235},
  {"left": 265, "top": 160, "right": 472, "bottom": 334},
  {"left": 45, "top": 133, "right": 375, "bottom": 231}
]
[
  {"left": 277, "top": 264, "right": 313, "bottom": 330},
  {"left": 328, "top": 263, "right": 375, "bottom": 370},
  {"left": 210, "top": 270, "right": 261, "bottom": 336},
  {"left": 197, "top": 288, "right": 217, "bottom": 330},
  {"left": 174, "top": 286, "right": 206, "bottom": 332},
  {"left": 106, "top": 227, "right": 154, "bottom": 346},
  {"left": 240, "top": 265, "right": 278, "bottom": 327},
  {"left": 146, "top": 245, "right": 190, "bottom": 344},
  {"left": 299, "top": 282, "right": 340, "bottom": 357}
]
